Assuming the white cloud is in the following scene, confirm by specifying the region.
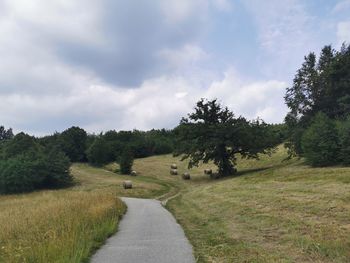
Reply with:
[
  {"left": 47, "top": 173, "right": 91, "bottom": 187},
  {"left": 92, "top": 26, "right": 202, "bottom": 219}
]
[
  {"left": 0, "top": 0, "right": 292, "bottom": 135},
  {"left": 337, "top": 21, "right": 350, "bottom": 46},
  {"left": 205, "top": 69, "right": 288, "bottom": 122},
  {"left": 0, "top": 66, "right": 288, "bottom": 135},
  {"left": 1, "top": 0, "right": 104, "bottom": 46},
  {"left": 157, "top": 44, "right": 209, "bottom": 70},
  {"left": 332, "top": 0, "right": 350, "bottom": 13}
]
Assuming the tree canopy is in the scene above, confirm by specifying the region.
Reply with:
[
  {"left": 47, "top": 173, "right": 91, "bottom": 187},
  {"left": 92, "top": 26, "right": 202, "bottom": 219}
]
[{"left": 174, "top": 99, "right": 278, "bottom": 177}]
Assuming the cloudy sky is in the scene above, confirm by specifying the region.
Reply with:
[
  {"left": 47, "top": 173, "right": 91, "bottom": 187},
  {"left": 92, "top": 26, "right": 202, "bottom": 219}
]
[{"left": 1, "top": 0, "right": 349, "bottom": 135}]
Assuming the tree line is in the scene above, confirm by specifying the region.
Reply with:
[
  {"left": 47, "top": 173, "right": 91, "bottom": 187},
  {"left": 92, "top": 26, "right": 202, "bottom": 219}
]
[
  {"left": 0, "top": 126, "right": 175, "bottom": 194},
  {"left": 284, "top": 43, "right": 350, "bottom": 166}
]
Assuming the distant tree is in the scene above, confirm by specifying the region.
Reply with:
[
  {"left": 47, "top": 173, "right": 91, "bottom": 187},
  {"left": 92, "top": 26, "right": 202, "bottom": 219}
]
[
  {"left": 86, "top": 137, "right": 113, "bottom": 166},
  {"left": 0, "top": 132, "right": 72, "bottom": 194},
  {"left": 41, "top": 148, "right": 72, "bottom": 187},
  {"left": 119, "top": 148, "right": 134, "bottom": 174},
  {"left": 0, "top": 155, "right": 42, "bottom": 194},
  {"left": 3, "top": 133, "right": 39, "bottom": 158},
  {"left": 174, "top": 99, "right": 277, "bottom": 177},
  {"left": 338, "top": 116, "right": 350, "bottom": 165},
  {"left": 301, "top": 112, "right": 339, "bottom": 166},
  {"left": 0, "top": 126, "right": 14, "bottom": 141},
  {"left": 59, "top": 126, "right": 87, "bottom": 162}
]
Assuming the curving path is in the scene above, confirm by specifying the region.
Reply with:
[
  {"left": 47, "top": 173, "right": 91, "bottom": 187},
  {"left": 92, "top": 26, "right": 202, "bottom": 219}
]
[{"left": 91, "top": 197, "right": 195, "bottom": 263}]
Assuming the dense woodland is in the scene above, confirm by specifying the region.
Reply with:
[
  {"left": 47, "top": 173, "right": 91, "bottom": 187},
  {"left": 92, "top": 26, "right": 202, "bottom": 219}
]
[{"left": 1, "top": 43, "right": 349, "bottom": 194}]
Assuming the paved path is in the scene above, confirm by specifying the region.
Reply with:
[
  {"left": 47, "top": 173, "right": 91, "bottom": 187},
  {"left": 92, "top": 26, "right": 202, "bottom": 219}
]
[{"left": 91, "top": 197, "right": 195, "bottom": 263}]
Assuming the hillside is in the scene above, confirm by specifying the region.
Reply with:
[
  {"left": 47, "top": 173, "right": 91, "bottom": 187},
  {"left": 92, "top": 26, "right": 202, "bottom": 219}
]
[
  {"left": 133, "top": 146, "right": 350, "bottom": 263},
  {"left": 1, "top": 145, "right": 349, "bottom": 262}
]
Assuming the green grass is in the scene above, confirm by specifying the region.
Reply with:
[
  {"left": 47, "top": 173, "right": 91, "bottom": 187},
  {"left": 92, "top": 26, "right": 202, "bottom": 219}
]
[
  {"left": 129, "top": 146, "right": 350, "bottom": 263},
  {"left": 1, "top": 146, "right": 349, "bottom": 262}
]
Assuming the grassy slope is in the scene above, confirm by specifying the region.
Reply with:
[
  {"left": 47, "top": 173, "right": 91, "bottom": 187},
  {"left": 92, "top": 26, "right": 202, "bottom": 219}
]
[
  {"left": 131, "top": 146, "right": 350, "bottom": 263},
  {"left": 0, "top": 163, "right": 167, "bottom": 263},
  {"left": 1, "top": 147, "right": 349, "bottom": 262}
]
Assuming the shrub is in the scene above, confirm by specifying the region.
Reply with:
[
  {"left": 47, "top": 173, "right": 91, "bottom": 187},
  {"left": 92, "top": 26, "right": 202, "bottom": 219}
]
[
  {"left": 3, "top": 133, "right": 39, "bottom": 158},
  {"left": 119, "top": 148, "right": 134, "bottom": 174},
  {"left": 338, "top": 116, "right": 350, "bottom": 165},
  {"left": 86, "top": 138, "right": 113, "bottom": 166},
  {"left": 301, "top": 112, "right": 340, "bottom": 166},
  {"left": 59, "top": 126, "right": 87, "bottom": 162},
  {"left": 0, "top": 154, "right": 44, "bottom": 194},
  {"left": 41, "top": 148, "right": 72, "bottom": 187},
  {"left": 0, "top": 150, "right": 72, "bottom": 194}
]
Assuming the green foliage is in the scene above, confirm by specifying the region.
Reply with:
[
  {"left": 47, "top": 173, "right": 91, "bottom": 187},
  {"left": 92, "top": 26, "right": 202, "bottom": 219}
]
[
  {"left": 3, "top": 132, "right": 39, "bottom": 158},
  {"left": 338, "top": 117, "right": 350, "bottom": 165},
  {"left": 174, "top": 99, "right": 278, "bottom": 177},
  {"left": 0, "top": 150, "right": 71, "bottom": 194},
  {"left": 0, "top": 155, "right": 43, "bottom": 194},
  {"left": 59, "top": 126, "right": 87, "bottom": 162},
  {"left": 0, "top": 126, "right": 13, "bottom": 141},
  {"left": 0, "top": 131, "right": 72, "bottom": 194},
  {"left": 119, "top": 148, "right": 134, "bottom": 174},
  {"left": 284, "top": 44, "right": 350, "bottom": 159},
  {"left": 85, "top": 129, "right": 175, "bottom": 165},
  {"left": 86, "top": 137, "right": 113, "bottom": 166},
  {"left": 301, "top": 113, "right": 339, "bottom": 167},
  {"left": 41, "top": 148, "right": 72, "bottom": 187}
]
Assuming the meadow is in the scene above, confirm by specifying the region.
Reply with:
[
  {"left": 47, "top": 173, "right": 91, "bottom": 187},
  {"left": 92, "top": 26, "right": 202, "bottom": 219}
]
[
  {"left": 1, "top": 145, "right": 349, "bottom": 262},
  {"left": 0, "top": 164, "right": 169, "bottom": 263},
  {"left": 134, "top": 146, "right": 350, "bottom": 263}
]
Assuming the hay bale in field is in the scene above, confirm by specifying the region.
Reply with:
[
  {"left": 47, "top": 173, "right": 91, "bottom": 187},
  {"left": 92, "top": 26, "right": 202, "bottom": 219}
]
[
  {"left": 204, "top": 169, "right": 212, "bottom": 175},
  {"left": 131, "top": 170, "right": 137, "bottom": 176},
  {"left": 170, "top": 169, "right": 178, "bottom": 175},
  {"left": 123, "top": 180, "right": 132, "bottom": 189},
  {"left": 182, "top": 172, "right": 190, "bottom": 180},
  {"left": 171, "top": 163, "right": 177, "bottom": 169}
]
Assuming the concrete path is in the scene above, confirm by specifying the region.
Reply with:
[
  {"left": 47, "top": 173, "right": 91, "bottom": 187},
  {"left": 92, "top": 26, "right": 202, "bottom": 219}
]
[{"left": 91, "top": 197, "right": 195, "bottom": 263}]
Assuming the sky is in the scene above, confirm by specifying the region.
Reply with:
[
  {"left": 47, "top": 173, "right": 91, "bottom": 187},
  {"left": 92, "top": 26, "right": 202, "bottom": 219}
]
[{"left": 0, "top": 0, "right": 350, "bottom": 135}]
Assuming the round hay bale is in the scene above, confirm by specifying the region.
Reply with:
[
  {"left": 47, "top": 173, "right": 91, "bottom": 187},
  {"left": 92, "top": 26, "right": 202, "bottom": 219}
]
[
  {"left": 204, "top": 169, "right": 212, "bottom": 175},
  {"left": 170, "top": 169, "right": 178, "bottom": 175},
  {"left": 170, "top": 163, "right": 177, "bottom": 169},
  {"left": 182, "top": 172, "right": 190, "bottom": 180},
  {"left": 131, "top": 170, "right": 137, "bottom": 176},
  {"left": 123, "top": 180, "right": 132, "bottom": 189}
]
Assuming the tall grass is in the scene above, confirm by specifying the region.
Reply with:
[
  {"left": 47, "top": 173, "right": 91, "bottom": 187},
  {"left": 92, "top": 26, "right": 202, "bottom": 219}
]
[{"left": 0, "top": 190, "right": 125, "bottom": 263}]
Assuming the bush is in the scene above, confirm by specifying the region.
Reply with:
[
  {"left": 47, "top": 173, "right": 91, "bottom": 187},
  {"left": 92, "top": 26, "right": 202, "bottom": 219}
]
[
  {"left": 301, "top": 112, "right": 339, "bottom": 166},
  {"left": 0, "top": 131, "right": 72, "bottom": 194},
  {"left": 41, "top": 149, "right": 72, "bottom": 188},
  {"left": 86, "top": 138, "right": 113, "bottom": 166},
  {"left": 119, "top": 148, "right": 134, "bottom": 174},
  {"left": 0, "top": 155, "right": 43, "bottom": 194},
  {"left": 3, "top": 133, "right": 39, "bottom": 158},
  {"left": 59, "top": 126, "right": 87, "bottom": 162},
  {"left": 338, "top": 117, "right": 350, "bottom": 165}
]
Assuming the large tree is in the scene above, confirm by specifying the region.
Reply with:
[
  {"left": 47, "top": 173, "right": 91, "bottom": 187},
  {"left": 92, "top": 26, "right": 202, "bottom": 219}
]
[
  {"left": 284, "top": 44, "right": 350, "bottom": 156},
  {"left": 59, "top": 126, "right": 87, "bottom": 162},
  {"left": 174, "top": 99, "right": 277, "bottom": 177}
]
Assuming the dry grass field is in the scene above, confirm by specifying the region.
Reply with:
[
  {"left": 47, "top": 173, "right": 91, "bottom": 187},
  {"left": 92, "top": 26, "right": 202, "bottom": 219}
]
[{"left": 0, "top": 163, "right": 168, "bottom": 263}]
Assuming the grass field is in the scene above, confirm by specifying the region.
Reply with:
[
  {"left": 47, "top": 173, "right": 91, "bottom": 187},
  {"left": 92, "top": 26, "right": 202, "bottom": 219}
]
[
  {"left": 130, "top": 146, "right": 350, "bottom": 263},
  {"left": 0, "top": 163, "right": 168, "bottom": 263},
  {"left": 1, "top": 146, "right": 349, "bottom": 262}
]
